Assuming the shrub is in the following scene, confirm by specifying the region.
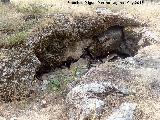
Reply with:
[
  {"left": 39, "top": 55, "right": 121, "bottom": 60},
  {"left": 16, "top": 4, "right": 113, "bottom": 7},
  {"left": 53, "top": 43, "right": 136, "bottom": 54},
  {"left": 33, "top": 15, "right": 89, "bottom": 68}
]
[{"left": 48, "top": 79, "right": 61, "bottom": 91}]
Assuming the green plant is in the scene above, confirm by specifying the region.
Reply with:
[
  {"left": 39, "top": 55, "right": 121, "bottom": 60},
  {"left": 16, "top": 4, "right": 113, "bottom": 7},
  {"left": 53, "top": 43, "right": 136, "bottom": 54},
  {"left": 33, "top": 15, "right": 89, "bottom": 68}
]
[
  {"left": 0, "top": 19, "right": 37, "bottom": 33},
  {"left": 5, "top": 31, "right": 28, "bottom": 46},
  {"left": 47, "top": 68, "right": 79, "bottom": 92},
  {"left": 71, "top": 66, "right": 78, "bottom": 81},
  {"left": 71, "top": 65, "right": 89, "bottom": 79},
  {"left": 47, "top": 65, "right": 88, "bottom": 92},
  {"left": 0, "top": 12, "right": 39, "bottom": 47},
  {"left": 48, "top": 79, "right": 61, "bottom": 91}
]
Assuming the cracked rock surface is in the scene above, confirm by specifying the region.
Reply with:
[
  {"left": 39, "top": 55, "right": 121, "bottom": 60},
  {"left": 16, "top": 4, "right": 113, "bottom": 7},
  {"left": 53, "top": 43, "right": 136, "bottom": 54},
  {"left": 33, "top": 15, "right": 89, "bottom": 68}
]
[
  {"left": 0, "top": 46, "right": 41, "bottom": 102},
  {"left": 105, "top": 102, "right": 137, "bottom": 120},
  {"left": 66, "top": 81, "right": 132, "bottom": 120}
]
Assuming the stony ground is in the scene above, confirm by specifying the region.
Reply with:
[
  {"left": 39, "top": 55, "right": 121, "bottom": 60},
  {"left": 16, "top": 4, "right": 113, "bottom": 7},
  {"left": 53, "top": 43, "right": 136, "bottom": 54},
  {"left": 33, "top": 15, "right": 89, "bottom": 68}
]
[{"left": 1, "top": 0, "right": 160, "bottom": 120}]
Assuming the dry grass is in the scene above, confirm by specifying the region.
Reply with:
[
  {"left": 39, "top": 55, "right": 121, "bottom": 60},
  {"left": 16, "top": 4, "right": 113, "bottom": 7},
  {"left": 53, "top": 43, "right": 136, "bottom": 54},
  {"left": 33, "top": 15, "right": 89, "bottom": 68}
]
[
  {"left": 1, "top": 0, "right": 159, "bottom": 47},
  {"left": 106, "top": 1, "right": 160, "bottom": 36},
  {"left": 10, "top": 0, "right": 160, "bottom": 32},
  {"left": 1, "top": 0, "right": 160, "bottom": 120}
]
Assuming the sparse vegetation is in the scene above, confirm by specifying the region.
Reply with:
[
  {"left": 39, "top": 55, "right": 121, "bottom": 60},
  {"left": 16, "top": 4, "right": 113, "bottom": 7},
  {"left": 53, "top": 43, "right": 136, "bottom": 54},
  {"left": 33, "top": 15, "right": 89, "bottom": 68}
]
[
  {"left": 16, "top": 3, "right": 48, "bottom": 14},
  {"left": 0, "top": 2, "right": 42, "bottom": 47},
  {"left": 46, "top": 65, "right": 89, "bottom": 94},
  {"left": 4, "top": 31, "right": 28, "bottom": 46},
  {"left": 47, "top": 67, "right": 79, "bottom": 92},
  {"left": 1, "top": 0, "right": 159, "bottom": 48},
  {"left": 0, "top": 18, "right": 38, "bottom": 47},
  {"left": 1, "top": 0, "right": 160, "bottom": 120},
  {"left": 48, "top": 78, "right": 61, "bottom": 91}
]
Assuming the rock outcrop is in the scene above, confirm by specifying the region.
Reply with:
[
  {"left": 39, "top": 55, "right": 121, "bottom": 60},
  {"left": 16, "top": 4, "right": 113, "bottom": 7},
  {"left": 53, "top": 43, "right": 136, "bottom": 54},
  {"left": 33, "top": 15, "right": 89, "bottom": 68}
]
[
  {"left": 0, "top": 46, "right": 41, "bottom": 102},
  {"left": 65, "top": 26, "right": 160, "bottom": 120},
  {"left": 30, "top": 13, "right": 143, "bottom": 73},
  {"left": 66, "top": 82, "right": 131, "bottom": 120},
  {"left": 0, "top": 11, "right": 144, "bottom": 102},
  {"left": 106, "top": 102, "right": 137, "bottom": 120}
]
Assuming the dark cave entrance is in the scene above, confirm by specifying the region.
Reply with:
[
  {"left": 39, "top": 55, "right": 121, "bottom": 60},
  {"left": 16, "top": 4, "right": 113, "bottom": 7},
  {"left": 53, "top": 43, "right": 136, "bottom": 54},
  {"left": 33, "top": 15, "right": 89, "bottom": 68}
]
[{"left": 35, "top": 25, "right": 144, "bottom": 79}]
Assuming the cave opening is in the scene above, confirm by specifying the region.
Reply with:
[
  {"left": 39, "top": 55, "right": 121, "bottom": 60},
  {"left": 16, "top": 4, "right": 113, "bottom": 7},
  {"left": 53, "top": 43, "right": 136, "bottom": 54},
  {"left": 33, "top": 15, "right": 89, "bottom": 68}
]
[{"left": 35, "top": 25, "right": 142, "bottom": 80}]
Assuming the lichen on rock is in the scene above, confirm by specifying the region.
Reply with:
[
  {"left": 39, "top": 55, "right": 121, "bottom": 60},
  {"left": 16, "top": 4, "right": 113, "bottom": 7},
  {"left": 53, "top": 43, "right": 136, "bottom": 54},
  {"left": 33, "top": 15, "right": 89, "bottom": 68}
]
[
  {"left": 0, "top": 12, "right": 143, "bottom": 102},
  {"left": 0, "top": 45, "right": 40, "bottom": 102}
]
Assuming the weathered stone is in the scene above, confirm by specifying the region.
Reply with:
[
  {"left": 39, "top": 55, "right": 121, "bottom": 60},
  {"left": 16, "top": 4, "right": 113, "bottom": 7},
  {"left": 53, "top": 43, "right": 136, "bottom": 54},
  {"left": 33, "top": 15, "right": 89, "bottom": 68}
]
[
  {"left": 0, "top": 46, "right": 41, "bottom": 102},
  {"left": 88, "top": 25, "right": 124, "bottom": 58},
  {"left": 65, "top": 26, "right": 160, "bottom": 120},
  {"left": 106, "top": 102, "right": 137, "bottom": 120},
  {"left": 29, "top": 13, "right": 142, "bottom": 73},
  {"left": 79, "top": 98, "right": 104, "bottom": 120},
  {"left": 0, "top": 116, "right": 6, "bottom": 120},
  {"left": 68, "top": 98, "right": 104, "bottom": 120},
  {"left": 66, "top": 82, "right": 131, "bottom": 120},
  {"left": 0, "top": 12, "right": 143, "bottom": 102}
]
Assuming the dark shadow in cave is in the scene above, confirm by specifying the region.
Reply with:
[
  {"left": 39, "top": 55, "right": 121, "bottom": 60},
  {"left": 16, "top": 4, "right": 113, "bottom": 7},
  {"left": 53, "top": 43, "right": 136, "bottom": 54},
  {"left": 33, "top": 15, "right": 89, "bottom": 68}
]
[{"left": 35, "top": 25, "right": 144, "bottom": 80}]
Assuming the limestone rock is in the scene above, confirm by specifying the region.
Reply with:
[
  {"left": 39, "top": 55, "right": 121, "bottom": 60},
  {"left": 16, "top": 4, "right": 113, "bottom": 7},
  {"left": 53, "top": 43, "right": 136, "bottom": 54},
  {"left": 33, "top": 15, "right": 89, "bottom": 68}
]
[
  {"left": 29, "top": 13, "right": 142, "bottom": 70},
  {"left": 106, "top": 102, "right": 137, "bottom": 120},
  {"left": 0, "top": 46, "right": 41, "bottom": 102},
  {"left": 0, "top": 12, "right": 143, "bottom": 102},
  {"left": 66, "top": 82, "right": 131, "bottom": 120}
]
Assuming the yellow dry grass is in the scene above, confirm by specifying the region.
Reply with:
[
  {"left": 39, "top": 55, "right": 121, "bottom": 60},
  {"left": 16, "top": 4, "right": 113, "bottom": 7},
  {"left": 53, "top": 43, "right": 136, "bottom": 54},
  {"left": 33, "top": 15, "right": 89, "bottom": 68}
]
[{"left": 9, "top": 0, "right": 160, "bottom": 31}]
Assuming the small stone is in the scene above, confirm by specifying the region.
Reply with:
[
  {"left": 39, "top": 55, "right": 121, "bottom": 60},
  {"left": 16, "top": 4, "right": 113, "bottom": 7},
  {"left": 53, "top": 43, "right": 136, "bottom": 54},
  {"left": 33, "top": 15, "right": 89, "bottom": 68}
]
[{"left": 41, "top": 100, "right": 47, "bottom": 108}]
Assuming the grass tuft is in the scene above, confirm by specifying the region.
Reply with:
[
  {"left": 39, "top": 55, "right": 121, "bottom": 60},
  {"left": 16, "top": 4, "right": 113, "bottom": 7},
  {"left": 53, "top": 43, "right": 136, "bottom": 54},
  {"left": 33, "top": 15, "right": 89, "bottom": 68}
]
[{"left": 4, "top": 31, "right": 28, "bottom": 46}]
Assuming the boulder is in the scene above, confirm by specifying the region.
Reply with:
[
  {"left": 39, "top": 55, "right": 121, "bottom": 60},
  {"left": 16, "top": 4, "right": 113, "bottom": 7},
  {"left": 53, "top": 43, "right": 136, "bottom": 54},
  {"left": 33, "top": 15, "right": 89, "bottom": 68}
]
[
  {"left": 106, "top": 102, "right": 137, "bottom": 120},
  {"left": 0, "top": 46, "right": 40, "bottom": 102},
  {"left": 66, "top": 82, "right": 131, "bottom": 120},
  {"left": 66, "top": 27, "right": 160, "bottom": 120}
]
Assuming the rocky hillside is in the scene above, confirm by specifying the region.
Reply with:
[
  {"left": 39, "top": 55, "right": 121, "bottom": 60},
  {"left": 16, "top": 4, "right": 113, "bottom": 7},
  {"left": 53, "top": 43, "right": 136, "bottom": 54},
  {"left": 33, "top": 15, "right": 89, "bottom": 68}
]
[{"left": 0, "top": 0, "right": 160, "bottom": 120}]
